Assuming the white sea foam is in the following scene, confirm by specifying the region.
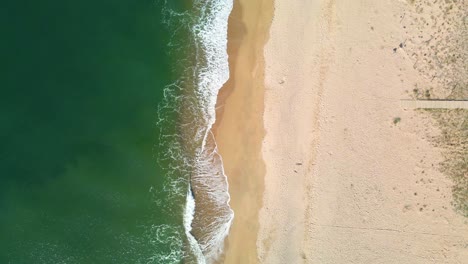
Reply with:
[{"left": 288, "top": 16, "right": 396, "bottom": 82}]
[
  {"left": 158, "top": 0, "right": 234, "bottom": 263},
  {"left": 148, "top": 224, "right": 184, "bottom": 263},
  {"left": 189, "top": 0, "right": 234, "bottom": 262},
  {"left": 184, "top": 189, "right": 206, "bottom": 264}
]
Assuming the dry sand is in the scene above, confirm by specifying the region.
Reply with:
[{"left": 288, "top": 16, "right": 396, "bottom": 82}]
[
  {"left": 258, "top": 0, "right": 467, "bottom": 263},
  {"left": 214, "top": 0, "right": 467, "bottom": 263}
]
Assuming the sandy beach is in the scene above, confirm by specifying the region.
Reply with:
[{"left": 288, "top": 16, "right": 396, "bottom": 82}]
[
  {"left": 215, "top": 0, "right": 467, "bottom": 263},
  {"left": 212, "top": 0, "right": 272, "bottom": 263}
]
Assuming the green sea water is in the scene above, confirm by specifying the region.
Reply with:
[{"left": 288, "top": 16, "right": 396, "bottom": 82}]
[{"left": 0, "top": 0, "right": 191, "bottom": 262}]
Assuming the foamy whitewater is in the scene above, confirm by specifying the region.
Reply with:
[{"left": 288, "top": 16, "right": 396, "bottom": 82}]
[
  {"left": 157, "top": 0, "right": 234, "bottom": 263},
  {"left": 184, "top": 190, "right": 206, "bottom": 264}
]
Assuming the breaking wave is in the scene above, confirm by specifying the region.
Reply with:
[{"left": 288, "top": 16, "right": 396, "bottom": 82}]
[{"left": 156, "top": 0, "right": 234, "bottom": 263}]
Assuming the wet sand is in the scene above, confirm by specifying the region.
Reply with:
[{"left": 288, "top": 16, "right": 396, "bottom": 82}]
[{"left": 212, "top": 0, "right": 273, "bottom": 263}]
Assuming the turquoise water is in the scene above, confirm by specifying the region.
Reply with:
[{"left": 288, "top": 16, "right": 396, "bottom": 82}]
[{"left": 0, "top": 0, "right": 233, "bottom": 263}]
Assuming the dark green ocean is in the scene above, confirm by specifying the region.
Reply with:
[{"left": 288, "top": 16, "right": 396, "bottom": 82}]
[{"left": 0, "top": 0, "right": 233, "bottom": 263}]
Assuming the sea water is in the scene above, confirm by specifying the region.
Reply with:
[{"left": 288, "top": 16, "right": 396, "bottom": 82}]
[
  {"left": 159, "top": 0, "right": 234, "bottom": 262},
  {"left": 0, "top": 0, "right": 233, "bottom": 263}
]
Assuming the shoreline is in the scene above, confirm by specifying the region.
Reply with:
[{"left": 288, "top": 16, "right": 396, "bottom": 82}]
[
  {"left": 212, "top": 0, "right": 273, "bottom": 263},
  {"left": 213, "top": 0, "right": 466, "bottom": 263}
]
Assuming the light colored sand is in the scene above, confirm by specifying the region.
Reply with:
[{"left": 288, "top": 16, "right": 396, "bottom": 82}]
[{"left": 258, "top": 0, "right": 468, "bottom": 263}]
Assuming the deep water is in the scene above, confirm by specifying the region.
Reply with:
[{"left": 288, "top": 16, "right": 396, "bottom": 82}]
[{"left": 0, "top": 0, "right": 190, "bottom": 262}]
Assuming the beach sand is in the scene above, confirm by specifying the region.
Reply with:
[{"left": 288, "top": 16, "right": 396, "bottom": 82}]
[
  {"left": 215, "top": 0, "right": 467, "bottom": 263},
  {"left": 212, "top": 0, "right": 273, "bottom": 263},
  {"left": 258, "top": 0, "right": 467, "bottom": 263}
]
